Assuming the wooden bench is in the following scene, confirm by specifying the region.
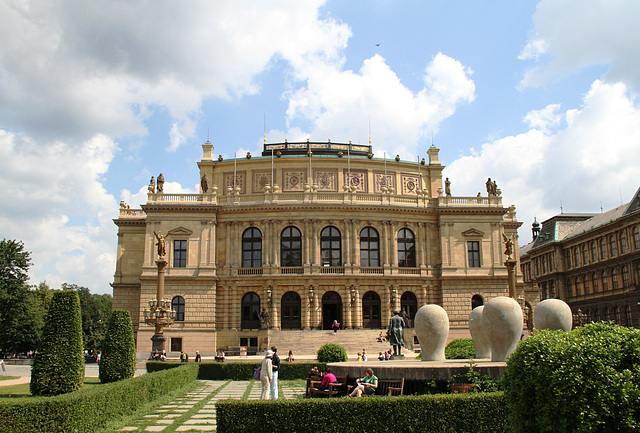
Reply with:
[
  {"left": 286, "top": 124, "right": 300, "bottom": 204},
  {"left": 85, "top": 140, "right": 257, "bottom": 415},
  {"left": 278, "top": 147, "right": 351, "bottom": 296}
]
[
  {"left": 348, "top": 378, "right": 405, "bottom": 396},
  {"left": 309, "top": 376, "right": 349, "bottom": 398}
]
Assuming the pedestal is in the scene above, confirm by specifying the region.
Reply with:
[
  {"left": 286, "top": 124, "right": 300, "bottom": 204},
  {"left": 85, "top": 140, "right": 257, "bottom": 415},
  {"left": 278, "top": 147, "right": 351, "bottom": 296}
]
[{"left": 151, "top": 333, "right": 167, "bottom": 354}]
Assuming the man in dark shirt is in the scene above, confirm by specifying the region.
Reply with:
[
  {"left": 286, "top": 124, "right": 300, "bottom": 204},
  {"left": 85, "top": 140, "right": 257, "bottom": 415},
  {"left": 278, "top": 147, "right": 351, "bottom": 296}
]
[{"left": 270, "top": 346, "right": 280, "bottom": 399}]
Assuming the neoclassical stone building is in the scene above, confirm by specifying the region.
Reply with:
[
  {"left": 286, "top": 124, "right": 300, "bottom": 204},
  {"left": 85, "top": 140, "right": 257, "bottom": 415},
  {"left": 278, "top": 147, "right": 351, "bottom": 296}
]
[
  {"left": 112, "top": 140, "right": 526, "bottom": 355},
  {"left": 520, "top": 188, "right": 640, "bottom": 328}
]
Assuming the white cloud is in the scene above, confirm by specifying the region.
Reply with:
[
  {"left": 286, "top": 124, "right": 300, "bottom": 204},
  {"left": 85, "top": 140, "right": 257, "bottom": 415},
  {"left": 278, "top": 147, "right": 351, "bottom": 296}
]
[
  {"left": 0, "top": 0, "right": 351, "bottom": 150},
  {"left": 521, "top": 0, "right": 640, "bottom": 92},
  {"left": 445, "top": 80, "right": 640, "bottom": 245},
  {"left": 0, "top": 130, "right": 119, "bottom": 293},
  {"left": 284, "top": 52, "right": 475, "bottom": 158}
]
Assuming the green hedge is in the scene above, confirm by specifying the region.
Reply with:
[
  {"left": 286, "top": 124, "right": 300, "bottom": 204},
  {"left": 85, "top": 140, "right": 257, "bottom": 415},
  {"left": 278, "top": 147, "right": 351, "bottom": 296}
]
[
  {"left": 445, "top": 338, "right": 476, "bottom": 359},
  {"left": 147, "top": 361, "right": 327, "bottom": 380},
  {"left": 503, "top": 322, "right": 640, "bottom": 433},
  {"left": 30, "top": 290, "right": 85, "bottom": 396},
  {"left": 99, "top": 309, "right": 136, "bottom": 383},
  {"left": 0, "top": 364, "right": 198, "bottom": 433},
  {"left": 217, "top": 392, "right": 508, "bottom": 433},
  {"left": 317, "top": 342, "right": 348, "bottom": 362}
]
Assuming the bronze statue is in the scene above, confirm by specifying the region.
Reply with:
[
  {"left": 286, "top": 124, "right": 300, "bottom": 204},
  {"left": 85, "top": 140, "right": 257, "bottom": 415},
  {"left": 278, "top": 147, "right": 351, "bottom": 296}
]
[
  {"left": 503, "top": 233, "right": 514, "bottom": 260},
  {"left": 154, "top": 231, "right": 166, "bottom": 258},
  {"left": 157, "top": 173, "right": 165, "bottom": 193},
  {"left": 388, "top": 310, "right": 405, "bottom": 356},
  {"left": 201, "top": 174, "right": 209, "bottom": 193}
]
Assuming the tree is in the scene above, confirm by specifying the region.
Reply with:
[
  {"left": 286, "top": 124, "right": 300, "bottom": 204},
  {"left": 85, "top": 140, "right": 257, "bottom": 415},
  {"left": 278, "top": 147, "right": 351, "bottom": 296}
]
[
  {"left": 30, "top": 290, "right": 84, "bottom": 396},
  {"left": 62, "top": 283, "right": 112, "bottom": 352},
  {"left": 0, "top": 239, "right": 42, "bottom": 354},
  {"left": 99, "top": 309, "right": 136, "bottom": 383}
]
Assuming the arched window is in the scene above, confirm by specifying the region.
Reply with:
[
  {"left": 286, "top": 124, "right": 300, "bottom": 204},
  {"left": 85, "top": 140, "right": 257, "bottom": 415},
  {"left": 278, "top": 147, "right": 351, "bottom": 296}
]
[
  {"left": 615, "top": 306, "right": 622, "bottom": 325},
  {"left": 566, "top": 279, "right": 573, "bottom": 297},
  {"left": 602, "top": 270, "right": 609, "bottom": 291},
  {"left": 610, "top": 235, "right": 618, "bottom": 257},
  {"left": 612, "top": 267, "right": 620, "bottom": 289},
  {"left": 576, "top": 276, "right": 583, "bottom": 296},
  {"left": 626, "top": 305, "right": 632, "bottom": 327},
  {"left": 592, "top": 272, "right": 599, "bottom": 292},
  {"left": 590, "top": 242, "right": 597, "bottom": 262},
  {"left": 320, "top": 226, "right": 341, "bottom": 266},
  {"left": 242, "top": 227, "right": 262, "bottom": 268},
  {"left": 620, "top": 231, "right": 628, "bottom": 254},
  {"left": 574, "top": 247, "right": 580, "bottom": 267},
  {"left": 397, "top": 228, "right": 416, "bottom": 267},
  {"left": 172, "top": 296, "right": 185, "bottom": 321},
  {"left": 633, "top": 226, "right": 640, "bottom": 250},
  {"left": 241, "top": 292, "right": 260, "bottom": 329},
  {"left": 360, "top": 227, "right": 380, "bottom": 267},
  {"left": 584, "top": 275, "right": 590, "bottom": 294},
  {"left": 582, "top": 245, "right": 589, "bottom": 265},
  {"left": 600, "top": 238, "right": 607, "bottom": 260},
  {"left": 281, "top": 226, "right": 302, "bottom": 267},
  {"left": 622, "top": 265, "right": 630, "bottom": 288},
  {"left": 471, "top": 294, "right": 484, "bottom": 310}
]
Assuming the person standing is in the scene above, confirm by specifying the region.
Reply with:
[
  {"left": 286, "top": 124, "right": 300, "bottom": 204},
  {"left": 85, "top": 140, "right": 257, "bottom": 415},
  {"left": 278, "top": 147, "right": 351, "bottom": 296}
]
[
  {"left": 195, "top": 350, "right": 201, "bottom": 362},
  {"left": 270, "top": 346, "right": 280, "bottom": 399},
  {"left": 260, "top": 350, "right": 274, "bottom": 400},
  {"left": 388, "top": 310, "right": 405, "bottom": 356}
]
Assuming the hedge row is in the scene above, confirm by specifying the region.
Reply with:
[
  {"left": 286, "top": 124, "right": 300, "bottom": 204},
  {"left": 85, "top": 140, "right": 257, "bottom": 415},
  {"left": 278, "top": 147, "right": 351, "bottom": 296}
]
[
  {"left": 217, "top": 392, "right": 508, "bottom": 433},
  {"left": 0, "top": 363, "right": 198, "bottom": 433},
  {"left": 147, "top": 361, "right": 327, "bottom": 380}
]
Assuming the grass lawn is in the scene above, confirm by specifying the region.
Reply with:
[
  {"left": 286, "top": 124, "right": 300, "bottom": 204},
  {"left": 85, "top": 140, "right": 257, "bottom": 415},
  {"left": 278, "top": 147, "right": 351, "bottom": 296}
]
[
  {"left": 0, "top": 376, "right": 20, "bottom": 381},
  {"left": 0, "top": 377, "right": 100, "bottom": 399}
]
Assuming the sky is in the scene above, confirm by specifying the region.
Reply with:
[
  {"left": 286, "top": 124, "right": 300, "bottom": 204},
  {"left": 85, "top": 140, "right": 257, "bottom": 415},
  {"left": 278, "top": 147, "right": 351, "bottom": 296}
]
[{"left": 1, "top": 0, "right": 639, "bottom": 294}]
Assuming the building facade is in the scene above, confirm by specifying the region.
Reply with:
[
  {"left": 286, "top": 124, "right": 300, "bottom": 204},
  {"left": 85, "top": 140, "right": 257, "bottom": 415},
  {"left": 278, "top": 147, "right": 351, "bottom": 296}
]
[
  {"left": 112, "top": 140, "right": 527, "bottom": 355},
  {"left": 520, "top": 188, "right": 640, "bottom": 328}
]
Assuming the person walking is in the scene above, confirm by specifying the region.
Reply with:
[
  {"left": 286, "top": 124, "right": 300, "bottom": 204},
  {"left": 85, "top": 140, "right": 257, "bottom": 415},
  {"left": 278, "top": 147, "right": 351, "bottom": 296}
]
[
  {"left": 270, "top": 346, "right": 280, "bottom": 399},
  {"left": 332, "top": 319, "right": 340, "bottom": 334},
  {"left": 195, "top": 350, "right": 201, "bottom": 362},
  {"left": 260, "top": 350, "right": 274, "bottom": 400}
]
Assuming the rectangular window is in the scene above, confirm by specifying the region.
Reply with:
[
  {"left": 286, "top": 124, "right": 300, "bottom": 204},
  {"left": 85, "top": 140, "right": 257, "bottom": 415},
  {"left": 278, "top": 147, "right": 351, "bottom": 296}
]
[
  {"left": 467, "top": 241, "right": 480, "bottom": 267},
  {"left": 173, "top": 240, "right": 187, "bottom": 267},
  {"left": 170, "top": 337, "right": 182, "bottom": 352}
]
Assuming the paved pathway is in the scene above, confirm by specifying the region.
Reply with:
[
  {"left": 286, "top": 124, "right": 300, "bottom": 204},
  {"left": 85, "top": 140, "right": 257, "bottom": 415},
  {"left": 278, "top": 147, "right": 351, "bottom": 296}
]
[{"left": 116, "top": 380, "right": 306, "bottom": 432}]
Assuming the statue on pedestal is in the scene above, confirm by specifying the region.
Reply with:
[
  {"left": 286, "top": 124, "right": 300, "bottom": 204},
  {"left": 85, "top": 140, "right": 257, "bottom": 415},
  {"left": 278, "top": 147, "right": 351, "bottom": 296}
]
[
  {"left": 444, "top": 178, "right": 451, "bottom": 196},
  {"left": 156, "top": 173, "right": 165, "bottom": 193},
  {"left": 148, "top": 176, "right": 155, "bottom": 194},
  {"left": 154, "top": 231, "right": 166, "bottom": 259},
  {"left": 201, "top": 174, "right": 209, "bottom": 193},
  {"left": 503, "top": 233, "right": 514, "bottom": 260},
  {"left": 388, "top": 310, "right": 405, "bottom": 356}
]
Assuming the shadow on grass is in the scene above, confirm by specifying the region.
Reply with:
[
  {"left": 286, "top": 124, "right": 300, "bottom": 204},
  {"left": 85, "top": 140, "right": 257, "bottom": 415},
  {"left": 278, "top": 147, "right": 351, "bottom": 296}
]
[{"left": 0, "top": 377, "right": 101, "bottom": 399}]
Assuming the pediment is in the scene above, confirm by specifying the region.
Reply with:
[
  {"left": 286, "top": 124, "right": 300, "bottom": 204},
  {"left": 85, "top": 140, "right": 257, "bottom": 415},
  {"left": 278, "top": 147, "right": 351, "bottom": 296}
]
[
  {"left": 167, "top": 227, "right": 193, "bottom": 236},
  {"left": 462, "top": 228, "right": 484, "bottom": 237}
]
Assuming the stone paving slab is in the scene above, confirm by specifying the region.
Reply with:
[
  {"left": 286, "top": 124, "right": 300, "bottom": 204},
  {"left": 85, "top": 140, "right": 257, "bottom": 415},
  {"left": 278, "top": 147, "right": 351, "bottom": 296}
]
[{"left": 117, "top": 380, "right": 305, "bottom": 432}]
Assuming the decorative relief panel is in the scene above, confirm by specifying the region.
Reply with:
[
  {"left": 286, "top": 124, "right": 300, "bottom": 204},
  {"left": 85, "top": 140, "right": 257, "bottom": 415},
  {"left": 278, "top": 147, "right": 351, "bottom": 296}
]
[
  {"left": 283, "top": 170, "right": 306, "bottom": 192},
  {"left": 314, "top": 170, "right": 337, "bottom": 192},
  {"left": 253, "top": 171, "right": 272, "bottom": 193},
  {"left": 343, "top": 169, "right": 367, "bottom": 193},
  {"left": 223, "top": 172, "right": 246, "bottom": 194},
  {"left": 373, "top": 172, "right": 396, "bottom": 193},
  {"left": 401, "top": 173, "right": 420, "bottom": 195}
]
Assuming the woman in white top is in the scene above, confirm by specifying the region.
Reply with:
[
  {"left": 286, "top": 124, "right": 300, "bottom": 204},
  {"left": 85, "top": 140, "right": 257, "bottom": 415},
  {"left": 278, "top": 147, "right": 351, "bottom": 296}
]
[{"left": 260, "top": 350, "right": 274, "bottom": 399}]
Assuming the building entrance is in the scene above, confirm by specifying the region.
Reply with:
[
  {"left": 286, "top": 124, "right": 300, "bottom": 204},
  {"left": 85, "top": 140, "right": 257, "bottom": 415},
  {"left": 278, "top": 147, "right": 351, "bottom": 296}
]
[
  {"left": 322, "top": 291, "right": 343, "bottom": 330},
  {"left": 281, "top": 291, "right": 301, "bottom": 329},
  {"left": 362, "top": 291, "right": 381, "bottom": 328}
]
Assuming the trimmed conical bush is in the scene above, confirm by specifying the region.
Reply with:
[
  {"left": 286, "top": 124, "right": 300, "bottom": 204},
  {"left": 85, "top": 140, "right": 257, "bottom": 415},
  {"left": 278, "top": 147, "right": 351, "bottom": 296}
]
[
  {"left": 30, "top": 290, "right": 84, "bottom": 396},
  {"left": 99, "top": 309, "right": 136, "bottom": 383}
]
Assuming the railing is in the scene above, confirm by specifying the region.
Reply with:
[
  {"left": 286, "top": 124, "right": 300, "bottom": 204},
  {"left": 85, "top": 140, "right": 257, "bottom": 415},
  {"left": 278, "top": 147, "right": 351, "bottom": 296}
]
[
  {"left": 320, "top": 266, "right": 344, "bottom": 274},
  {"left": 360, "top": 267, "right": 383, "bottom": 274},
  {"left": 398, "top": 268, "right": 420, "bottom": 275},
  {"left": 279, "top": 267, "right": 304, "bottom": 275},
  {"left": 238, "top": 268, "right": 263, "bottom": 275},
  {"left": 118, "top": 208, "right": 146, "bottom": 218}
]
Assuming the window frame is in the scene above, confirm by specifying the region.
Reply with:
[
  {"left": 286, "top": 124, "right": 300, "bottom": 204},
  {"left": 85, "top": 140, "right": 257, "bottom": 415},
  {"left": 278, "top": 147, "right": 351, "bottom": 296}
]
[
  {"left": 467, "top": 240, "right": 481, "bottom": 268},
  {"left": 397, "top": 228, "right": 416, "bottom": 268},
  {"left": 173, "top": 239, "right": 187, "bottom": 268},
  {"left": 242, "top": 227, "right": 262, "bottom": 268},
  {"left": 359, "top": 226, "right": 380, "bottom": 267},
  {"left": 320, "top": 226, "right": 342, "bottom": 267},
  {"left": 172, "top": 296, "right": 185, "bottom": 321},
  {"left": 280, "top": 226, "right": 302, "bottom": 267}
]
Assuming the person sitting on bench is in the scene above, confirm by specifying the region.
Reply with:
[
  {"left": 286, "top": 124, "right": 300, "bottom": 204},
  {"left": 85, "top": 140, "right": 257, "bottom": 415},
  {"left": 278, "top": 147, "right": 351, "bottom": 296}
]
[
  {"left": 314, "top": 367, "right": 337, "bottom": 391},
  {"left": 348, "top": 368, "right": 378, "bottom": 397}
]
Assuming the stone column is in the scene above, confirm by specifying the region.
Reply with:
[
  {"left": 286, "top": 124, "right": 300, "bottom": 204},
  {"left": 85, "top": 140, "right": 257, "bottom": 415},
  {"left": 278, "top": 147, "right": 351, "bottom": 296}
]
[
  {"left": 390, "top": 222, "right": 397, "bottom": 267},
  {"left": 382, "top": 221, "right": 389, "bottom": 266},
  {"left": 225, "top": 222, "right": 232, "bottom": 268},
  {"left": 303, "top": 219, "right": 310, "bottom": 266},
  {"left": 311, "top": 220, "right": 318, "bottom": 269},
  {"left": 344, "top": 219, "right": 351, "bottom": 266},
  {"left": 353, "top": 221, "right": 360, "bottom": 267},
  {"left": 199, "top": 221, "right": 208, "bottom": 266},
  {"left": 151, "top": 259, "right": 168, "bottom": 353},
  {"left": 264, "top": 221, "right": 271, "bottom": 267},
  {"left": 506, "top": 259, "right": 517, "bottom": 298},
  {"left": 209, "top": 221, "right": 217, "bottom": 267}
]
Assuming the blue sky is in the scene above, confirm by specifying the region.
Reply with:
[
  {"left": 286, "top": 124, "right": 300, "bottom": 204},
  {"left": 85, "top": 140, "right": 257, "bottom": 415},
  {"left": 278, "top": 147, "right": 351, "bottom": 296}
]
[{"left": 1, "top": 0, "right": 639, "bottom": 294}]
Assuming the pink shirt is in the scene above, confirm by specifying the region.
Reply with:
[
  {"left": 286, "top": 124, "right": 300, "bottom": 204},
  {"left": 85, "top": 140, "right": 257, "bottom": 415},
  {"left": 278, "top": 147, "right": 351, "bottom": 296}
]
[{"left": 320, "top": 373, "right": 337, "bottom": 387}]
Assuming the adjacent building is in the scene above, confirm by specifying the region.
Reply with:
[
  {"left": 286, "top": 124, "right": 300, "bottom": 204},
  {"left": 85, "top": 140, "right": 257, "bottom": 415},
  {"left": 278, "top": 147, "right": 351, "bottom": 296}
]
[
  {"left": 112, "top": 140, "right": 528, "bottom": 355},
  {"left": 520, "top": 188, "right": 640, "bottom": 328}
]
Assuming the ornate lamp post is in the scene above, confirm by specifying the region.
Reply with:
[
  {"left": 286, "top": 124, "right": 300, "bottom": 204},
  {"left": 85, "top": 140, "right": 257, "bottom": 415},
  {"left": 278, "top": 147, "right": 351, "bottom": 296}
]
[{"left": 144, "top": 232, "right": 176, "bottom": 356}]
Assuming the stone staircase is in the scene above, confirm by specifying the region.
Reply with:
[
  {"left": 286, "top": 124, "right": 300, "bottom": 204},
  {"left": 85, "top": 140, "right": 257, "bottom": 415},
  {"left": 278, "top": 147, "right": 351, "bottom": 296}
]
[{"left": 268, "top": 329, "right": 409, "bottom": 358}]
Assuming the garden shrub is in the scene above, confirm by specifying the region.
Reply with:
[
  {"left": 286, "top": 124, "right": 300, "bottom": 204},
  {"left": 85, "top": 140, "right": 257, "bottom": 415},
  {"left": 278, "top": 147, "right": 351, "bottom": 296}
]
[
  {"left": 503, "top": 322, "right": 640, "bottom": 433},
  {"left": 445, "top": 338, "right": 476, "bottom": 359},
  {"left": 99, "top": 309, "right": 136, "bottom": 383},
  {"left": 147, "top": 361, "right": 327, "bottom": 380},
  {"left": 217, "top": 391, "right": 508, "bottom": 433},
  {"left": 30, "top": 290, "right": 84, "bottom": 396},
  {"left": 0, "top": 363, "right": 198, "bottom": 433},
  {"left": 316, "top": 342, "right": 348, "bottom": 362}
]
